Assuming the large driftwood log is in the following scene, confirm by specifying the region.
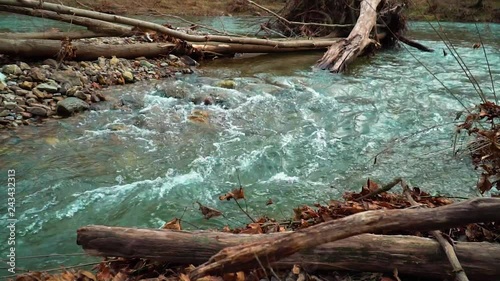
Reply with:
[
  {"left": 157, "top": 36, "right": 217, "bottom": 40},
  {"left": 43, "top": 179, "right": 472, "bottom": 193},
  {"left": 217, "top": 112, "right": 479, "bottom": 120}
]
[
  {"left": 0, "top": 38, "right": 342, "bottom": 59},
  {"left": 190, "top": 198, "right": 500, "bottom": 279},
  {"left": 0, "top": 5, "right": 133, "bottom": 35},
  {"left": 76, "top": 226, "right": 500, "bottom": 280},
  {"left": 316, "top": 0, "right": 382, "bottom": 72},
  {"left": 0, "top": 0, "right": 338, "bottom": 49},
  {"left": 0, "top": 39, "right": 174, "bottom": 60},
  {"left": 0, "top": 31, "right": 124, "bottom": 40}
]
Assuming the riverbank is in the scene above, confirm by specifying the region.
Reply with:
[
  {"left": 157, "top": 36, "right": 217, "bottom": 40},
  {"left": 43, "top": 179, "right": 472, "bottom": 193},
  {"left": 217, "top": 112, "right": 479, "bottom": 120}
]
[
  {"left": 53, "top": 0, "right": 500, "bottom": 22},
  {"left": 0, "top": 37, "right": 196, "bottom": 129}
]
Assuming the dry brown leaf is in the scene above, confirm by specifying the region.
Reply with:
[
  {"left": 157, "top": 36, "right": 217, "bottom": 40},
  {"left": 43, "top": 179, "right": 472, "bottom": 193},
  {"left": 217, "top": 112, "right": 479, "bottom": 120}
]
[
  {"left": 364, "top": 178, "right": 379, "bottom": 192},
  {"left": 477, "top": 173, "right": 493, "bottom": 194},
  {"left": 197, "top": 201, "right": 222, "bottom": 219},
  {"left": 292, "top": 264, "right": 301, "bottom": 275},
  {"left": 60, "top": 271, "right": 76, "bottom": 281},
  {"left": 112, "top": 272, "right": 127, "bottom": 281},
  {"left": 235, "top": 272, "right": 245, "bottom": 281},
  {"left": 78, "top": 270, "right": 96, "bottom": 281},
  {"left": 162, "top": 217, "right": 182, "bottom": 230},
  {"left": 240, "top": 223, "right": 263, "bottom": 234},
  {"left": 219, "top": 187, "right": 245, "bottom": 201}
]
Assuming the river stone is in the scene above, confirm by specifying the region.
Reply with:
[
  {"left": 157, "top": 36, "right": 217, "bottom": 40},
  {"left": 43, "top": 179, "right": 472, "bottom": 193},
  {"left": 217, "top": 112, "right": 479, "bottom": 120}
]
[
  {"left": 25, "top": 92, "right": 38, "bottom": 100},
  {"left": 217, "top": 79, "right": 236, "bottom": 89},
  {"left": 3, "top": 101, "right": 16, "bottom": 110},
  {"left": 122, "top": 71, "right": 134, "bottom": 83},
  {"left": 74, "top": 91, "right": 87, "bottom": 101},
  {"left": 110, "top": 56, "right": 120, "bottom": 66},
  {"left": 15, "top": 89, "right": 29, "bottom": 96},
  {"left": 42, "top": 59, "right": 58, "bottom": 69},
  {"left": 140, "top": 60, "right": 155, "bottom": 69},
  {"left": 20, "top": 112, "right": 32, "bottom": 119},
  {"left": 51, "top": 70, "right": 83, "bottom": 87},
  {"left": 15, "top": 97, "right": 25, "bottom": 105},
  {"left": 180, "top": 55, "right": 199, "bottom": 66},
  {"left": 0, "top": 83, "right": 6, "bottom": 92},
  {"left": 30, "top": 67, "right": 47, "bottom": 82},
  {"left": 59, "top": 81, "right": 71, "bottom": 95},
  {"left": 66, "top": 86, "right": 81, "bottom": 96},
  {"left": 19, "top": 62, "right": 31, "bottom": 71},
  {"left": 19, "top": 81, "right": 33, "bottom": 90},
  {"left": 13, "top": 105, "right": 25, "bottom": 113},
  {"left": 2, "top": 64, "right": 22, "bottom": 75},
  {"left": 57, "top": 97, "right": 89, "bottom": 116},
  {"left": 0, "top": 109, "right": 10, "bottom": 117},
  {"left": 98, "top": 57, "right": 107, "bottom": 68},
  {"left": 36, "top": 80, "right": 59, "bottom": 93},
  {"left": 27, "top": 106, "right": 48, "bottom": 117},
  {"left": 32, "top": 88, "right": 47, "bottom": 99}
]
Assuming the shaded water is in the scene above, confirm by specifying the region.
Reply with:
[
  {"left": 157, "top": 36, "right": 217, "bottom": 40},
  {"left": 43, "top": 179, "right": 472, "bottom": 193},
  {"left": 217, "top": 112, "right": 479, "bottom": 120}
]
[{"left": 0, "top": 18, "right": 499, "bottom": 272}]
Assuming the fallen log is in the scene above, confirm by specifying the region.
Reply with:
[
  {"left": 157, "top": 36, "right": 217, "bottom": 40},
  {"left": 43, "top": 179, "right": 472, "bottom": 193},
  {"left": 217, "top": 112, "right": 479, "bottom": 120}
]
[
  {"left": 0, "top": 38, "right": 346, "bottom": 59},
  {"left": 0, "top": 39, "right": 175, "bottom": 60},
  {"left": 0, "top": 5, "right": 133, "bottom": 36},
  {"left": 0, "top": 30, "right": 124, "bottom": 40},
  {"left": 76, "top": 226, "right": 500, "bottom": 280},
  {"left": 189, "top": 198, "right": 500, "bottom": 279},
  {"left": 0, "top": 0, "right": 339, "bottom": 49},
  {"left": 316, "top": 0, "right": 382, "bottom": 72}
]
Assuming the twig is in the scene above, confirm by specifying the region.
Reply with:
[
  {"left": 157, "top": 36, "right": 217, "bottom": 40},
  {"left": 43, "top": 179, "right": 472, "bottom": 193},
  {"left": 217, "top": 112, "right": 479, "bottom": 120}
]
[
  {"left": 234, "top": 198, "right": 256, "bottom": 223},
  {"left": 156, "top": 12, "right": 243, "bottom": 37},
  {"left": 245, "top": 0, "right": 354, "bottom": 28},
  {"left": 355, "top": 177, "right": 402, "bottom": 201},
  {"left": 401, "top": 181, "right": 469, "bottom": 281}
]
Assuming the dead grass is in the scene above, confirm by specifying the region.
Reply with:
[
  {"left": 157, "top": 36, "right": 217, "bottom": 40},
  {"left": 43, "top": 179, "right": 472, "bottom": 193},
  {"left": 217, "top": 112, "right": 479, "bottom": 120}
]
[
  {"left": 406, "top": 0, "right": 499, "bottom": 22},
  {"left": 48, "top": 0, "right": 497, "bottom": 22},
  {"left": 48, "top": 0, "right": 285, "bottom": 16}
]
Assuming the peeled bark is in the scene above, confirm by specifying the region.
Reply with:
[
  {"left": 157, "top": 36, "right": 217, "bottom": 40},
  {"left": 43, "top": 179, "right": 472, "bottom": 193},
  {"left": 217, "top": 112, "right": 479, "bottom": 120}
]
[
  {"left": 316, "top": 0, "right": 382, "bottom": 72},
  {"left": 190, "top": 198, "right": 500, "bottom": 279},
  {"left": 76, "top": 226, "right": 500, "bottom": 281},
  {"left": 0, "top": 39, "right": 175, "bottom": 60}
]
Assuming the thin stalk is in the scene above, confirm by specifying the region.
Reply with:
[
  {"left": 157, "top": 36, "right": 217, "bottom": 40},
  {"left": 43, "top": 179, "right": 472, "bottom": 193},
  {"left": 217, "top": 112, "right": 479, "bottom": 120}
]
[{"left": 475, "top": 23, "right": 497, "bottom": 102}]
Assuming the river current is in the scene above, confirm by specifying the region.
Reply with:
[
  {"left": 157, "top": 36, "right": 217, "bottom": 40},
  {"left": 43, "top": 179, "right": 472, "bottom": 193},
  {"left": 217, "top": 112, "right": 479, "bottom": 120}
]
[{"left": 0, "top": 15, "right": 499, "bottom": 271}]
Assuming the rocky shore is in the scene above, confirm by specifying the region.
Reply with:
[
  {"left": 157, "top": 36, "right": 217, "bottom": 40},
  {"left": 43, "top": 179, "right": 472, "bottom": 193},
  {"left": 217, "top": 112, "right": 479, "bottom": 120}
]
[{"left": 0, "top": 46, "right": 196, "bottom": 130}]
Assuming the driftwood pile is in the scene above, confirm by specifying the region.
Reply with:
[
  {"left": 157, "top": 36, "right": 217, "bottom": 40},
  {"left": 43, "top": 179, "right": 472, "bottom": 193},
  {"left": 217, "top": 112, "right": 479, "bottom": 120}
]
[{"left": 0, "top": 0, "right": 430, "bottom": 72}]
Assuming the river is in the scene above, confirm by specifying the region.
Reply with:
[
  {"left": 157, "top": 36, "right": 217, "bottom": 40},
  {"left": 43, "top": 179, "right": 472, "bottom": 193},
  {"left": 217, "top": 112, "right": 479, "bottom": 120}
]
[{"left": 0, "top": 15, "right": 499, "bottom": 272}]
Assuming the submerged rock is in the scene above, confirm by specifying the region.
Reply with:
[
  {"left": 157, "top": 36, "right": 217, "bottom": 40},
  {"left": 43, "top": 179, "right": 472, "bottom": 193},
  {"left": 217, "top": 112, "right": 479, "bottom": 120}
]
[
  {"left": 57, "top": 97, "right": 89, "bottom": 116},
  {"left": 217, "top": 79, "right": 236, "bottom": 89}
]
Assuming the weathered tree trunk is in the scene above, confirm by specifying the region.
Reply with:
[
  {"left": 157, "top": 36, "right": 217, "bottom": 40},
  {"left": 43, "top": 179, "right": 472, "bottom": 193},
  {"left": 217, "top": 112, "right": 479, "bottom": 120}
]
[
  {"left": 0, "top": 5, "right": 133, "bottom": 35},
  {"left": 77, "top": 226, "right": 500, "bottom": 280},
  {"left": 0, "top": 31, "right": 125, "bottom": 40},
  {"left": 189, "top": 198, "right": 500, "bottom": 279},
  {"left": 0, "top": 38, "right": 345, "bottom": 60},
  {"left": 0, "top": 39, "right": 175, "bottom": 60},
  {"left": 316, "top": 0, "right": 382, "bottom": 72}
]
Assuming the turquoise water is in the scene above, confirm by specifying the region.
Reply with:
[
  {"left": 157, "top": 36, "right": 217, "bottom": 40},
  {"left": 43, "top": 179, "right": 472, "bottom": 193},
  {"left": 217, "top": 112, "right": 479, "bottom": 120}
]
[{"left": 0, "top": 18, "right": 499, "bottom": 273}]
